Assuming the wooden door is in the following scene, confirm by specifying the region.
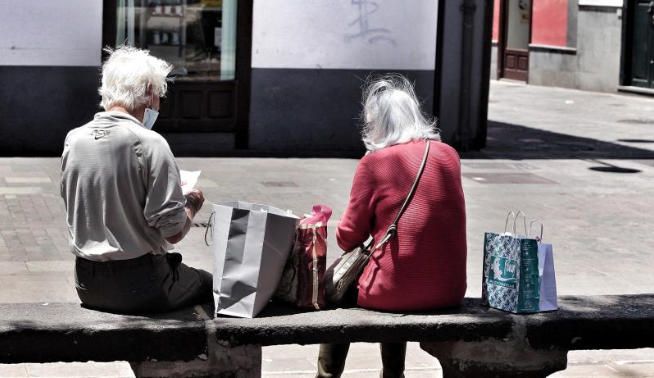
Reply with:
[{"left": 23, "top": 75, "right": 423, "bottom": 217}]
[
  {"left": 629, "top": 0, "right": 654, "bottom": 88},
  {"left": 157, "top": 80, "right": 237, "bottom": 133},
  {"left": 503, "top": 49, "right": 529, "bottom": 81},
  {"left": 498, "top": 0, "right": 531, "bottom": 82}
]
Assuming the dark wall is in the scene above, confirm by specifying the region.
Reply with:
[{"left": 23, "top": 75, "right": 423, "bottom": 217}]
[
  {"left": 0, "top": 66, "right": 435, "bottom": 158},
  {"left": 248, "top": 68, "right": 435, "bottom": 157},
  {"left": 0, "top": 66, "right": 101, "bottom": 156}
]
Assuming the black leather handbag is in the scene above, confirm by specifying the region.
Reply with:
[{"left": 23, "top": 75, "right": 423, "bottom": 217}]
[{"left": 324, "top": 141, "right": 431, "bottom": 304}]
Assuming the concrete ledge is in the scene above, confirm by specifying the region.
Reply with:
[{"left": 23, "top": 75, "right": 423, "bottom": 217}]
[
  {"left": 214, "top": 295, "right": 654, "bottom": 349},
  {"left": 525, "top": 295, "right": 654, "bottom": 350},
  {"left": 0, "top": 304, "right": 210, "bottom": 363},
  {"left": 579, "top": 5, "right": 622, "bottom": 13},
  {"left": 0, "top": 295, "right": 653, "bottom": 375},
  {"left": 215, "top": 299, "right": 514, "bottom": 346}
]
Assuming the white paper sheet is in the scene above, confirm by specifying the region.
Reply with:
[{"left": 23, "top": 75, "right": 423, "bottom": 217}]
[{"left": 180, "top": 170, "right": 201, "bottom": 195}]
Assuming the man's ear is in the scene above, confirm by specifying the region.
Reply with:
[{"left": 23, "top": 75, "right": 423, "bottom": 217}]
[{"left": 145, "top": 84, "right": 154, "bottom": 105}]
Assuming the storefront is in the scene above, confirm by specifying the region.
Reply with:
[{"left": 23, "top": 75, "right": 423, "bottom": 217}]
[
  {"left": 490, "top": 0, "right": 654, "bottom": 95},
  {"left": 0, "top": 0, "right": 492, "bottom": 156},
  {"left": 491, "top": 0, "right": 577, "bottom": 84}
]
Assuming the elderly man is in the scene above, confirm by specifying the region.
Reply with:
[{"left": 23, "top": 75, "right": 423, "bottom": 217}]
[{"left": 60, "top": 46, "right": 212, "bottom": 314}]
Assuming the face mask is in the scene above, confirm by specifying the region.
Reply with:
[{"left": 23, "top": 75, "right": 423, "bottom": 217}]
[{"left": 142, "top": 107, "right": 159, "bottom": 130}]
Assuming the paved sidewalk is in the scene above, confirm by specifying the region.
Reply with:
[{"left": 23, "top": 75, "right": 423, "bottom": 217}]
[{"left": 1, "top": 80, "right": 654, "bottom": 376}]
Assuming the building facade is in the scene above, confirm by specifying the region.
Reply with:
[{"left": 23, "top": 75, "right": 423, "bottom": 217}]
[
  {"left": 491, "top": 0, "right": 652, "bottom": 95},
  {"left": 0, "top": 0, "right": 492, "bottom": 156}
]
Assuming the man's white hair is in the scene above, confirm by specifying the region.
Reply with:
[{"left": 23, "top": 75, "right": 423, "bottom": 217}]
[
  {"left": 361, "top": 74, "right": 440, "bottom": 151},
  {"left": 99, "top": 46, "right": 172, "bottom": 111}
]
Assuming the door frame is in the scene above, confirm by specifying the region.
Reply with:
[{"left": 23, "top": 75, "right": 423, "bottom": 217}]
[
  {"left": 620, "top": 0, "right": 647, "bottom": 88},
  {"left": 496, "top": 0, "right": 533, "bottom": 82},
  {"left": 234, "top": 0, "right": 253, "bottom": 149},
  {"left": 101, "top": 0, "right": 252, "bottom": 149}
]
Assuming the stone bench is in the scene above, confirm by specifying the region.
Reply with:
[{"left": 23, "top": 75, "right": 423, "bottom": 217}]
[{"left": 1, "top": 295, "right": 653, "bottom": 377}]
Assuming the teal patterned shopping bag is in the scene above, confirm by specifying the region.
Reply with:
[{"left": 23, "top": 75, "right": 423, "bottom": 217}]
[{"left": 482, "top": 232, "right": 541, "bottom": 313}]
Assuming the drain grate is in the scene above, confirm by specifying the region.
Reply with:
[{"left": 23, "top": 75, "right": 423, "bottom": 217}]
[
  {"left": 617, "top": 118, "right": 654, "bottom": 125},
  {"left": 618, "top": 139, "right": 654, "bottom": 144},
  {"left": 588, "top": 166, "right": 641, "bottom": 174},
  {"left": 463, "top": 173, "right": 557, "bottom": 184},
  {"left": 192, "top": 222, "right": 209, "bottom": 228},
  {"left": 587, "top": 159, "right": 642, "bottom": 174},
  {"left": 260, "top": 181, "right": 298, "bottom": 188},
  {"left": 463, "top": 162, "right": 534, "bottom": 170}
]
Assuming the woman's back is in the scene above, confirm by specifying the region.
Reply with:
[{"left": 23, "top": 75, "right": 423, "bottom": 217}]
[{"left": 336, "top": 139, "right": 467, "bottom": 311}]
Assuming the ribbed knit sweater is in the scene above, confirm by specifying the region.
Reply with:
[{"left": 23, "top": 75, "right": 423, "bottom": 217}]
[{"left": 336, "top": 140, "right": 467, "bottom": 311}]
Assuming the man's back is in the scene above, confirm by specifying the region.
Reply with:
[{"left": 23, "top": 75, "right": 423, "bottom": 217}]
[{"left": 61, "top": 111, "right": 186, "bottom": 262}]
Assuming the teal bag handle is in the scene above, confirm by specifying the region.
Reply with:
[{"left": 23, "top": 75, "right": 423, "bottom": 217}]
[
  {"left": 503, "top": 210, "right": 529, "bottom": 237},
  {"left": 504, "top": 210, "right": 516, "bottom": 234}
]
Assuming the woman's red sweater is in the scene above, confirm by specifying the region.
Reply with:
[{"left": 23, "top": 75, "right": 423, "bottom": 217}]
[{"left": 337, "top": 140, "right": 467, "bottom": 311}]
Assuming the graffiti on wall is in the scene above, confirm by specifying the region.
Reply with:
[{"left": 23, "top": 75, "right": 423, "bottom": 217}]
[{"left": 345, "top": 0, "right": 396, "bottom": 46}]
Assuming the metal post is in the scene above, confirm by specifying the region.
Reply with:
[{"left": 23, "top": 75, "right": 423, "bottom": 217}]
[{"left": 458, "top": 0, "right": 477, "bottom": 151}]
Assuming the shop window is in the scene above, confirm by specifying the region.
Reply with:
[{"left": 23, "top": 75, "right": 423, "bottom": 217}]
[{"left": 115, "top": 0, "right": 237, "bottom": 81}]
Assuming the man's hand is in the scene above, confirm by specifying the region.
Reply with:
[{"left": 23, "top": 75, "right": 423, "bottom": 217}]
[
  {"left": 165, "top": 189, "right": 205, "bottom": 244},
  {"left": 185, "top": 189, "right": 205, "bottom": 218}
]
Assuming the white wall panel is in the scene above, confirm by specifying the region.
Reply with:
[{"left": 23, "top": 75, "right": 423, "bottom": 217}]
[
  {"left": 0, "top": 0, "right": 103, "bottom": 66},
  {"left": 252, "top": 0, "right": 438, "bottom": 70}
]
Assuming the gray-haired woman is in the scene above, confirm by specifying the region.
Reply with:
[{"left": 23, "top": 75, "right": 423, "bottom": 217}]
[
  {"left": 61, "top": 46, "right": 212, "bottom": 314},
  {"left": 317, "top": 75, "right": 467, "bottom": 377}
]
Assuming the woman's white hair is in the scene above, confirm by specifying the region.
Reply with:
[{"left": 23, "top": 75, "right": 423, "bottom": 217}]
[
  {"left": 361, "top": 74, "right": 440, "bottom": 151},
  {"left": 99, "top": 46, "right": 172, "bottom": 111}
]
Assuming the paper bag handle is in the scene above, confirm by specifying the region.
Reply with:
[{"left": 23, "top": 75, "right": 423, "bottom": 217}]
[
  {"left": 513, "top": 210, "right": 528, "bottom": 236},
  {"left": 204, "top": 211, "right": 215, "bottom": 246}
]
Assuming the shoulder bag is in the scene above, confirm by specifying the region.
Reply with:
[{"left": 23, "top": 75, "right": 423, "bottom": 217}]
[{"left": 324, "top": 140, "right": 431, "bottom": 304}]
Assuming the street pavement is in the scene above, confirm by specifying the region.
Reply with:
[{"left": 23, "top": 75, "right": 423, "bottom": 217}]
[{"left": 1, "top": 80, "right": 653, "bottom": 376}]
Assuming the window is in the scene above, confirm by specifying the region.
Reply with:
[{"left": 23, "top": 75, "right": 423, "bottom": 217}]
[{"left": 115, "top": 0, "right": 237, "bottom": 81}]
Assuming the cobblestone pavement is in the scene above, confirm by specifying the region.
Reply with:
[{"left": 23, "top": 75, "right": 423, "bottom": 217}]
[{"left": 1, "top": 80, "right": 654, "bottom": 376}]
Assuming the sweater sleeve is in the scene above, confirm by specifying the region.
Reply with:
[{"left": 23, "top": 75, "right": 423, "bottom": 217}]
[{"left": 336, "top": 158, "right": 375, "bottom": 252}]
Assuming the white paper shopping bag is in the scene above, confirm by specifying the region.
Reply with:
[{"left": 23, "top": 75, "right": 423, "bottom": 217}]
[
  {"left": 209, "top": 201, "right": 298, "bottom": 318},
  {"left": 537, "top": 242, "right": 558, "bottom": 311}
]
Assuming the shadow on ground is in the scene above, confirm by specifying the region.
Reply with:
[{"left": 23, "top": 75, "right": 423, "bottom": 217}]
[{"left": 462, "top": 121, "right": 654, "bottom": 160}]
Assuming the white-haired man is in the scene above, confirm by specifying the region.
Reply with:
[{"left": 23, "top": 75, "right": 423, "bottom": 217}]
[{"left": 60, "top": 46, "right": 212, "bottom": 314}]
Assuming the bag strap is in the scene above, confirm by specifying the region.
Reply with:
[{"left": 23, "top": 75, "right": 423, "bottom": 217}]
[{"left": 370, "top": 140, "right": 431, "bottom": 250}]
